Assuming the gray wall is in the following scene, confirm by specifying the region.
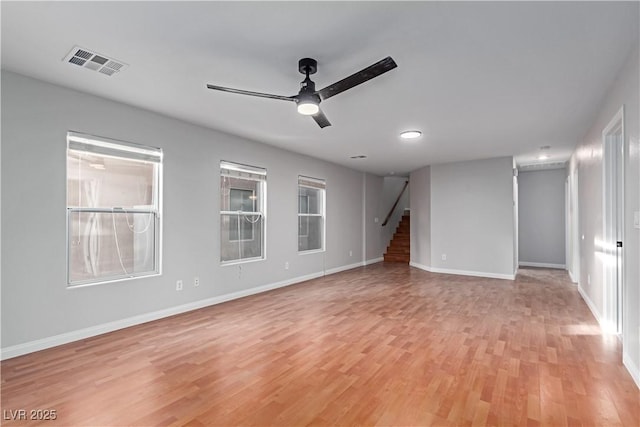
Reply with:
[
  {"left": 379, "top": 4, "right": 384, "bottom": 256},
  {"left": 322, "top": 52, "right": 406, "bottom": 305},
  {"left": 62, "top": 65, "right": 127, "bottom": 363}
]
[
  {"left": 430, "top": 157, "right": 516, "bottom": 278},
  {"left": 569, "top": 45, "right": 639, "bottom": 386},
  {"left": 409, "top": 166, "right": 431, "bottom": 268},
  {"left": 518, "top": 169, "right": 566, "bottom": 267},
  {"left": 409, "top": 158, "right": 516, "bottom": 279},
  {"left": 1, "top": 71, "right": 371, "bottom": 353},
  {"left": 363, "top": 173, "right": 384, "bottom": 262}
]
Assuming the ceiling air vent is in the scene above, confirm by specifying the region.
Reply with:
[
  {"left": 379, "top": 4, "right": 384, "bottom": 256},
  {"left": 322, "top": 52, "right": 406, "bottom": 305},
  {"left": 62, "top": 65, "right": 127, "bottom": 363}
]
[{"left": 63, "top": 46, "right": 127, "bottom": 77}]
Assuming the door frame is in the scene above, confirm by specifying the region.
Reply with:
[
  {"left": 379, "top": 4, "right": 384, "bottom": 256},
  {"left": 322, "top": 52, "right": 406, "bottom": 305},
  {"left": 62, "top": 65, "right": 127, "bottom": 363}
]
[{"left": 602, "top": 105, "right": 624, "bottom": 335}]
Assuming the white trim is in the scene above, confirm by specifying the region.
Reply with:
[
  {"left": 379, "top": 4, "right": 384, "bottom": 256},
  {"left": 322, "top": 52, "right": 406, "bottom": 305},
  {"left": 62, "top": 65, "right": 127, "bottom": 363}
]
[
  {"left": 409, "top": 262, "right": 515, "bottom": 280},
  {"left": 578, "top": 284, "right": 604, "bottom": 327},
  {"left": 568, "top": 269, "right": 578, "bottom": 284},
  {"left": 623, "top": 351, "right": 640, "bottom": 390},
  {"left": 364, "top": 257, "right": 384, "bottom": 266},
  {"left": 519, "top": 262, "right": 566, "bottom": 269},
  {"left": 429, "top": 266, "right": 515, "bottom": 281},
  {"left": 409, "top": 261, "right": 432, "bottom": 272},
  {"left": 324, "top": 262, "right": 363, "bottom": 276}
]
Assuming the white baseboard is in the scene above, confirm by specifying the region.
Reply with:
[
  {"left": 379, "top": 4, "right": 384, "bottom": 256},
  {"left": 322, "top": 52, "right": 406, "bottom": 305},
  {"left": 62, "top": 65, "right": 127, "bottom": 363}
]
[
  {"left": 409, "top": 262, "right": 514, "bottom": 280},
  {"left": 577, "top": 284, "right": 604, "bottom": 326},
  {"left": 1, "top": 265, "right": 364, "bottom": 361},
  {"left": 324, "top": 261, "right": 364, "bottom": 276},
  {"left": 429, "top": 266, "right": 515, "bottom": 281},
  {"left": 409, "top": 261, "right": 432, "bottom": 272},
  {"left": 364, "top": 257, "right": 384, "bottom": 266},
  {"left": 623, "top": 351, "right": 640, "bottom": 390},
  {"left": 568, "top": 269, "right": 578, "bottom": 283},
  {"left": 519, "top": 261, "right": 566, "bottom": 269}
]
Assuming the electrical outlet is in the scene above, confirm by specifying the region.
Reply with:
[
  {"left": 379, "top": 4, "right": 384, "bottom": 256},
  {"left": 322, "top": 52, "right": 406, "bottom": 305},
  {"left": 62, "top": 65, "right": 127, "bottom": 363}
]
[
  {"left": 441, "top": 254, "right": 447, "bottom": 261},
  {"left": 634, "top": 211, "right": 640, "bottom": 229},
  {"left": 194, "top": 277, "right": 199, "bottom": 287},
  {"left": 374, "top": 217, "right": 379, "bottom": 223},
  {"left": 176, "top": 280, "right": 183, "bottom": 291},
  {"left": 587, "top": 274, "right": 591, "bottom": 285},
  {"left": 285, "top": 262, "right": 289, "bottom": 270},
  {"left": 349, "top": 250, "right": 353, "bottom": 257}
]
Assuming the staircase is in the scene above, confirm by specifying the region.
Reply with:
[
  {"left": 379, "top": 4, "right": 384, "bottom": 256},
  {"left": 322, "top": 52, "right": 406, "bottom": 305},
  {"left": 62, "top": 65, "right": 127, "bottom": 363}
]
[{"left": 384, "top": 213, "right": 410, "bottom": 263}]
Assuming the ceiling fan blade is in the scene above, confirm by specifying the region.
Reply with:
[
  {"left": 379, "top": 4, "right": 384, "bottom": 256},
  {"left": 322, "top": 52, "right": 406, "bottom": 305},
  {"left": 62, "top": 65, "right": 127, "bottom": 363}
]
[
  {"left": 317, "top": 56, "right": 397, "bottom": 101},
  {"left": 206, "top": 84, "right": 295, "bottom": 102},
  {"left": 312, "top": 109, "right": 331, "bottom": 128}
]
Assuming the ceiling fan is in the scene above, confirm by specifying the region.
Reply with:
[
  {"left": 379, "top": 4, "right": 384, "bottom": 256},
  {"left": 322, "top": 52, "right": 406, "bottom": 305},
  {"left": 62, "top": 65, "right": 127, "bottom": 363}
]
[{"left": 206, "top": 56, "right": 397, "bottom": 128}]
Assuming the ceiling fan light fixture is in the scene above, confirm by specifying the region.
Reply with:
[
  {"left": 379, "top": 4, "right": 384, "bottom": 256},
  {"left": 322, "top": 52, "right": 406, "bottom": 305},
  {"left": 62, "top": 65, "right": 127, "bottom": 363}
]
[
  {"left": 400, "top": 130, "right": 422, "bottom": 139},
  {"left": 296, "top": 91, "right": 320, "bottom": 115},
  {"left": 297, "top": 100, "right": 319, "bottom": 115}
]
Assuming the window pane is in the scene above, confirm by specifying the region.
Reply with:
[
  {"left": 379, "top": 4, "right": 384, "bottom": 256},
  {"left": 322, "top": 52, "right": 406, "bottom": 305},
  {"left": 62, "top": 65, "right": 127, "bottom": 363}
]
[
  {"left": 299, "top": 195, "right": 309, "bottom": 214},
  {"left": 298, "top": 216, "right": 323, "bottom": 251},
  {"left": 221, "top": 214, "right": 263, "bottom": 262},
  {"left": 230, "top": 188, "right": 256, "bottom": 212},
  {"left": 68, "top": 211, "right": 156, "bottom": 283},
  {"left": 299, "top": 187, "right": 321, "bottom": 214},
  {"left": 67, "top": 150, "right": 156, "bottom": 209},
  {"left": 221, "top": 177, "right": 259, "bottom": 211}
]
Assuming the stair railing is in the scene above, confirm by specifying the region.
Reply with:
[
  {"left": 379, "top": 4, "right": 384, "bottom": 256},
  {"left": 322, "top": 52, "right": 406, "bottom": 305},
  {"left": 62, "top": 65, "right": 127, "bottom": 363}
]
[{"left": 381, "top": 180, "right": 409, "bottom": 226}]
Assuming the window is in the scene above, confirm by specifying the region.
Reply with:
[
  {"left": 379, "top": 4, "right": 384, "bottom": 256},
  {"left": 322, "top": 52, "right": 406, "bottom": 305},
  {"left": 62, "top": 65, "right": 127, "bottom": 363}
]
[
  {"left": 66, "top": 131, "right": 162, "bottom": 286},
  {"left": 298, "top": 176, "right": 325, "bottom": 252},
  {"left": 220, "top": 161, "right": 266, "bottom": 263}
]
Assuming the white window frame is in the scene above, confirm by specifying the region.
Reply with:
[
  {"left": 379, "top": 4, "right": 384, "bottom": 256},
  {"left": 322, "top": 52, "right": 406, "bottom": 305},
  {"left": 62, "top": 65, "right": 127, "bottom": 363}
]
[
  {"left": 220, "top": 161, "right": 267, "bottom": 265},
  {"left": 298, "top": 175, "right": 326, "bottom": 253},
  {"left": 66, "top": 131, "right": 163, "bottom": 287}
]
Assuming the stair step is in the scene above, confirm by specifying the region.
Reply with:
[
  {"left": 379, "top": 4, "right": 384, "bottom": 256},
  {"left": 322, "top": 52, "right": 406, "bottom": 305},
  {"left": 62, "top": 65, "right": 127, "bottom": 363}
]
[
  {"left": 384, "top": 214, "right": 410, "bottom": 263},
  {"left": 384, "top": 256, "right": 409, "bottom": 263}
]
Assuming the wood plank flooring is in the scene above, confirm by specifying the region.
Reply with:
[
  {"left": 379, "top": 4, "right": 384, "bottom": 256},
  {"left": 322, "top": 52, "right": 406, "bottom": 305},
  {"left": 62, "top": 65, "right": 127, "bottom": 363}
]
[{"left": 2, "top": 265, "right": 638, "bottom": 426}]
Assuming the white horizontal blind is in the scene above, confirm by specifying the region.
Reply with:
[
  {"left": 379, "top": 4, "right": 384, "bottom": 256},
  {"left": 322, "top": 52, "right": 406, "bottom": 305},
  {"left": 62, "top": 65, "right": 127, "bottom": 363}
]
[
  {"left": 68, "top": 131, "right": 162, "bottom": 163},
  {"left": 221, "top": 161, "right": 266, "bottom": 181},
  {"left": 298, "top": 175, "right": 326, "bottom": 189}
]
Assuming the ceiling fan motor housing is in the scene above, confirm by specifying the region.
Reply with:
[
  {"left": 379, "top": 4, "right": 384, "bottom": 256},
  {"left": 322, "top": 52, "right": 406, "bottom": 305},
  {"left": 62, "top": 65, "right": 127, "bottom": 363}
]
[{"left": 298, "top": 58, "right": 318, "bottom": 75}]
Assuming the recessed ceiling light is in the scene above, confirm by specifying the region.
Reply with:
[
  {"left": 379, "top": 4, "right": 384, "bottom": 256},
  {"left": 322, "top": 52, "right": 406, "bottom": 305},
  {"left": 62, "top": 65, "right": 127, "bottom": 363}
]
[
  {"left": 350, "top": 155, "right": 367, "bottom": 159},
  {"left": 400, "top": 130, "right": 422, "bottom": 139}
]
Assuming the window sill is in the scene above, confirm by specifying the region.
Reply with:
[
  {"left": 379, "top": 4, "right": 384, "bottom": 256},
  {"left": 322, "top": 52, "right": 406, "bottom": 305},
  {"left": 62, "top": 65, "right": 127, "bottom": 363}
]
[
  {"left": 67, "top": 272, "right": 161, "bottom": 289},
  {"left": 220, "top": 256, "right": 266, "bottom": 267},
  {"left": 298, "top": 249, "right": 325, "bottom": 256}
]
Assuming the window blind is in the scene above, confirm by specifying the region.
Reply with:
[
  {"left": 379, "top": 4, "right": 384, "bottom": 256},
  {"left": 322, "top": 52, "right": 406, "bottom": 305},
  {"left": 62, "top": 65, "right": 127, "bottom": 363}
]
[
  {"left": 221, "top": 161, "right": 267, "bottom": 181},
  {"left": 67, "top": 131, "right": 162, "bottom": 163},
  {"left": 298, "top": 175, "right": 326, "bottom": 189}
]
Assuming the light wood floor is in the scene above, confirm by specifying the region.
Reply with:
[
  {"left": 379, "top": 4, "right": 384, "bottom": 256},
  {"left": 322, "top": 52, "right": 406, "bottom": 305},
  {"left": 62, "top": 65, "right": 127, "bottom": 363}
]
[{"left": 2, "top": 265, "right": 638, "bottom": 426}]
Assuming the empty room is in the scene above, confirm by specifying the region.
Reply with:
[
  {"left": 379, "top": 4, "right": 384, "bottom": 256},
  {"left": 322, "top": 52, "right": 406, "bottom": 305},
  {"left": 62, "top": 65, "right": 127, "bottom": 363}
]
[{"left": 1, "top": 1, "right": 639, "bottom": 426}]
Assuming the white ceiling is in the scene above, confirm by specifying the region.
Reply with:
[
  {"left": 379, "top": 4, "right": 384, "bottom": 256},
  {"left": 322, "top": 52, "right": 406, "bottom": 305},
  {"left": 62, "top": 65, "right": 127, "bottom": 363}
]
[{"left": 2, "top": 1, "right": 638, "bottom": 176}]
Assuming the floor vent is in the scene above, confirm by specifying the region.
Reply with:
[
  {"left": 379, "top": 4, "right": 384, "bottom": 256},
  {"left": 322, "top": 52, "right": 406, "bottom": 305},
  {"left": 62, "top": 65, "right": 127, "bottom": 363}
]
[{"left": 63, "top": 46, "right": 127, "bottom": 77}]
